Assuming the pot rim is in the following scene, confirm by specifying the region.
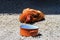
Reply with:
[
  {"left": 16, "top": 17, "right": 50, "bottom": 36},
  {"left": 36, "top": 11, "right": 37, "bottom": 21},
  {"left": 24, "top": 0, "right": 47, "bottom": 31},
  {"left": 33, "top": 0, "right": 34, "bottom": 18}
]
[{"left": 20, "top": 24, "right": 39, "bottom": 29}]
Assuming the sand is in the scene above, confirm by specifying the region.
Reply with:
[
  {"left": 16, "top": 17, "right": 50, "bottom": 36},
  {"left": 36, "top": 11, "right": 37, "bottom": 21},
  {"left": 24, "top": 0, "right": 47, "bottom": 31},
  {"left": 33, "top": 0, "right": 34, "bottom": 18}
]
[{"left": 0, "top": 14, "right": 60, "bottom": 40}]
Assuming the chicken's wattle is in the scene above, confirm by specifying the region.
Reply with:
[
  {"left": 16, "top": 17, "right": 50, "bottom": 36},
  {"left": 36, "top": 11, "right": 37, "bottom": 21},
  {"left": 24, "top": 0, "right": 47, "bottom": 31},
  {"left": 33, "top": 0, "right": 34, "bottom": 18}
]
[{"left": 26, "top": 15, "right": 31, "bottom": 23}]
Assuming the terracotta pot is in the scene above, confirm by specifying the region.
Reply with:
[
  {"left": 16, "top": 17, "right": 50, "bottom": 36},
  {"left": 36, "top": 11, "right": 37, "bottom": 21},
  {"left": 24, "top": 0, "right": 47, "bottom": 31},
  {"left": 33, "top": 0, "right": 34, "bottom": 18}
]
[{"left": 20, "top": 24, "right": 39, "bottom": 37}]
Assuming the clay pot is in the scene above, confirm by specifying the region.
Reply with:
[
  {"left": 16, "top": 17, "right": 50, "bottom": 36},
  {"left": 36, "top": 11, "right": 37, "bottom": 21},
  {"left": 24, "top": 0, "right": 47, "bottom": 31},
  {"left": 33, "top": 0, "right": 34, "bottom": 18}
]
[{"left": 20, "top": 24, "right": 39, "bottom": 37}]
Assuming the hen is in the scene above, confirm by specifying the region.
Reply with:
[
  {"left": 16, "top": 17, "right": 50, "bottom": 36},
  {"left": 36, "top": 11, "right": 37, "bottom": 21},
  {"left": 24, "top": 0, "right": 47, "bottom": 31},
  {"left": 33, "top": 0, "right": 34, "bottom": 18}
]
[{"left": 19, "top": 8, "right": 45, "bottom": 23}]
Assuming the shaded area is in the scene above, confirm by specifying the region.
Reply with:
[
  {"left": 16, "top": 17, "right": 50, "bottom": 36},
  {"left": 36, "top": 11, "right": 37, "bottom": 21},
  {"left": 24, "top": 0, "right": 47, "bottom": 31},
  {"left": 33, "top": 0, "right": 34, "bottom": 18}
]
[
  {"left": 32, "top": 33, "right": 42, "bottom": 37},
  {"left": 0, "top": 0, "right": 60, "bottom": 14},
  {"left": 29, "top": 18, "right": 45, "bottom": 24}
]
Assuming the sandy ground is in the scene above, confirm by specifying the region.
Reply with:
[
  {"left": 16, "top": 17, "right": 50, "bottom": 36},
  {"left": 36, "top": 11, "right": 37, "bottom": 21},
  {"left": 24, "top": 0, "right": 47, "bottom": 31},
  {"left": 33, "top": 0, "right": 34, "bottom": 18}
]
[{"left": 0, "top": 14, "right": 60, "bottom": 40}]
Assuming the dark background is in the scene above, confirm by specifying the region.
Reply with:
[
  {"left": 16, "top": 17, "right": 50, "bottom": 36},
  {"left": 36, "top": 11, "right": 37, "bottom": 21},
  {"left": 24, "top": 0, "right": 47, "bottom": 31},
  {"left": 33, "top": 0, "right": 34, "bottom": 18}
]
[{"left": 0, "top": 0, "right": 60, "bottom": 14}]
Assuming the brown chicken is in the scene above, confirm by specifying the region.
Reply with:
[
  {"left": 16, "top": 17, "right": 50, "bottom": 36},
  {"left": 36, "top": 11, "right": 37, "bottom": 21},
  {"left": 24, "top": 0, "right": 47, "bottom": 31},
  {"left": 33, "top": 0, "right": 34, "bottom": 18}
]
[{"left": 19, "top": 8, "right": 45, "bottom": 23}]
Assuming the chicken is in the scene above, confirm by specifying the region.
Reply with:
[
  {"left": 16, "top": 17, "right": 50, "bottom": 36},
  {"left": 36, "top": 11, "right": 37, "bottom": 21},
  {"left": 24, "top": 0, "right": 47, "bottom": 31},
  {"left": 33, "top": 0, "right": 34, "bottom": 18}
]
[{"left": 19, "top": 8, "right": 45, "bottom": 23}]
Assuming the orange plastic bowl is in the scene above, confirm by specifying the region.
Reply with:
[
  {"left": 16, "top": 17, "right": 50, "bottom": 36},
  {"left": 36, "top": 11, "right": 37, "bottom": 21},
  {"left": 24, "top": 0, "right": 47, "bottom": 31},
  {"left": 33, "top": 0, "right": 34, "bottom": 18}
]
[{"left": 20, "top": 24, "right": 39, "bottom": 37}]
